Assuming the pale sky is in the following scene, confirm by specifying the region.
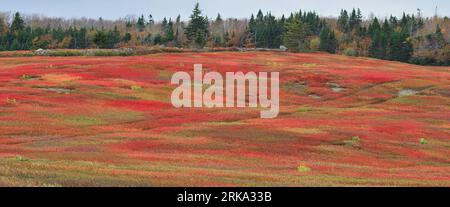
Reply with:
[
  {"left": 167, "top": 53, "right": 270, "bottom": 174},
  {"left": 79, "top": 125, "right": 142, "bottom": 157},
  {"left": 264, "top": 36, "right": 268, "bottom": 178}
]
[{"left": 1, "top": 0, "right": 448, "bottom": 21}]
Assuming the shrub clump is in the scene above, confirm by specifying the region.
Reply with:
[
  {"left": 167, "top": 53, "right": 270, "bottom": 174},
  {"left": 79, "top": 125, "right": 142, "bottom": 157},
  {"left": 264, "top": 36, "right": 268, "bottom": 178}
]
[
  {"left": 297, "top": 165, "right": 312, "bottom": 173},
  {"left": 343, "top": 48, "right": 359, "bottom": 57},
  {"left": 420, "top": 138, "right": 428, "bottom": 145}
]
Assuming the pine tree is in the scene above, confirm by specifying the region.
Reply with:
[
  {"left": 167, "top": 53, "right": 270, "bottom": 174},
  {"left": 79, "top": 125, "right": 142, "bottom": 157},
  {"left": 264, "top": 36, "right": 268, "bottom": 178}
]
[
  {"left": 123, "top": 33, "right": 132, "bottom": 43},
  {"left": 93, "top": 30, "right": 108, "bottom": 48},
  {"left": 164, "top": 19, "right": 175, "bottom": 44},
  {"left": 282, "top": 18, "right": 311, "bottom": 52},
  {"left": 434, "top": 24, "right": 445, "bottom": 48},
  {"left": 215, "top": 13, "right": 223, "bottom": 23},
  {"left": 0, "top": 17, "right": 5, "bottom": 35},
  {"left": 349, "top": 9, "right": 358, "bottom": 31},
  {"left": 148, "top": 14, "right": 154, "bottom": 26},
  {"left": 108, "top": 26, "right": 121, "bottom": 48},
  {"left": 137, "top": 15, "right": 146, "bottom": 32},
  {"left": 337, "top": 9, "right": 350, "bottom": 33},
  {"left": 389, "top": 29, "right": 412, "bottom": 62},
  {"left": 369, "top": 18, "right": 386, "bottom": 59},
  {"left": 185, "top": 3, "right": 209, "bottom": 48},
  {"left": 10, "top": 12, "right": 25, "bottom": 34},
  {"left": 319, "top": 26, "right": 337, "bottom": 53}
]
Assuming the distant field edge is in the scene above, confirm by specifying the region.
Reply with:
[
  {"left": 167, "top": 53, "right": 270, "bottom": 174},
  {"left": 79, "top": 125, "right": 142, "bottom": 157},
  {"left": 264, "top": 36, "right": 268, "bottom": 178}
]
[{"left": 0, "top": 47, "right": 287, "bottom": 58}]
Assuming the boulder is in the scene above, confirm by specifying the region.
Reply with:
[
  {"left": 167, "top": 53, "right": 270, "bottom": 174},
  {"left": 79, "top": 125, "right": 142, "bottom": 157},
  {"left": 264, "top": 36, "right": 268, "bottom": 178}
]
[{"left": 34, "top": 48, "right": 48, "bottom": 55}]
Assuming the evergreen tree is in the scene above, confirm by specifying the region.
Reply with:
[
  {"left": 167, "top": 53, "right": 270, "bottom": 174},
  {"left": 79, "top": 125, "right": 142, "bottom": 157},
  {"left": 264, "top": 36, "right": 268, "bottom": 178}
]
[
  {"left": 282, "top": 18, "right": 311, "bottom": 52},
  {"left": 10, "top": 39, "right": 21, "bottom": 50},
  {"left": 123, "top": 33, "right": 132, "bottom": 43},
  {"left": 215, "top": 13, "right": 223, "bottom": 23},
  {"left": 349, "top": 9, "right": 358, "bottom": 31},
  {"left": 162, "top": 18, "right": 175, "bottom": 44},
  {"left": 389, "top": 29, "right": 412, "bottom": 62},
  {"left": 137, "top": 15, "right": 146, "bottom": 32},
  {"left": 185, "top": 3, "right": 209, "bottom": 48},
  {"left": 434, "top": 24, "right": 446, "bottom": 49},
  {"left": 319, "top": 26, "right": 337, "bottom": 53},
  {"left": 93, "top": 30, "right": 105, "bottom": 48},
  {"left": 369, "top": 18, "right": 386, "bottom": 59},
  {"left": 10, "top": 12, "right": 25, "bottom": 34},
  {"left": 148, "top": 14, "right": 154, "bottom": 26},
  {"left": 108, "top": 26, "right": 121, "bottom": 48},
  {"left": 337, "top": 9, "right": 350, "bottom": 33},
  {"left": 0, "top": 17, "right": 5, "bottom": 35}
]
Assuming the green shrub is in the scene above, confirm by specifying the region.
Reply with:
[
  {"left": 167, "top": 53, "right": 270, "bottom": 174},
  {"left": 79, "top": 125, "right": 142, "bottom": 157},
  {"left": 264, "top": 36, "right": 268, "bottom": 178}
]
[
  {"left": 309, "top": 37, "right": 320, "bottom": 52},
  {"left": 420, "top": 138, "right": 428, "bottom": 145},
  {"left": 21, "top": 74, "right": 32, "bottom": 80},
  {"left": 342, "top": 136, "right": 361, "bottom": 148},
  {"left": 297, "top": 165, "right": 312, "bottom": 173},
  {"left": 131, "top": 85, "right": 142, "bottom": 91},
  {"left": 343, "top": 48, "right": 358, "bottom": 57},
  {"left": 352, "top": 136, "right": 361, "bottom": 142},
  {"left": 46, "top": 50, "right": 84, "bottom": 56},
  {"left": 15, "top": 155, "right": 30, "bottom": 162},
  {"left": 21, "top": 74, "right": 40, "bottom": 80}
]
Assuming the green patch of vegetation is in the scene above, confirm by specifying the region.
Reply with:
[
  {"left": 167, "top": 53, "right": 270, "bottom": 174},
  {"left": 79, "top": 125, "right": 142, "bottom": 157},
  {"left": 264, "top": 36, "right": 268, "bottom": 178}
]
[
  {"left": 302, "top": 63, "right": 318, "bottom": 68},
  {"left": 296, "top": 106, "right": 316, "bottom": 113},
  {"left": 0, "top": 158, "right": 156, "bottom": 187},
  {"left": 64, "top": 116, "right": 104, "bottom": 126},
  {"left": 97, "top": 110, "right": 145, "bottom": 124},
  {"left": 203, "top": 121, "right": 242, "bottom": 126},
  {"left": 20, "top": 74, "right": 40, "bottom": 80},
  {"left": 284, "top": 128, "right": 324, "bottom": 135},
  {"left": 131, "top": 85, "right": 143, "bottom": 91},
  {"left": 157, "top": 70, "right": 174, "bottom": 81},
  {"left": 390, "top": 96, "right": 423, "bottom": 105},
  {"left": 420, "top": 138, "right": 428, "bottom": 145},
  {"left": 343, "top": 48, "right": 359, "bottom": 57},
  {"left": 352, "top": 136, "right": 361, "bottom": 142},
  {"left": 297, "top": 165, "right": 312, "bottom": 173},
  {"left": 15, "top": 155, "right": 30, "bottom": 162},
  {"left": 46, "top": 50, "right": 85, "bottom": 56},
  {"left": 94, "top": 91, "right": 138, "bottom": 100},
  {"left": 42, "top": 109, "right": 144, "bottom": 127},
  {"left": 91, "top": 50, "right": 135, "bottom": 56},
  {"left": 283, "top": 82, "right": 309, "bottom": 96},
  {"left": 340, "top": 136, "right": 362, "bottom": 148}
]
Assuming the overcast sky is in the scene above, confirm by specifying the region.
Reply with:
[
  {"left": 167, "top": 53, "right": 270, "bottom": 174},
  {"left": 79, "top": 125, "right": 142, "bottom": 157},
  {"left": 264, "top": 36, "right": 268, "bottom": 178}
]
[{"left": 1, "top": 0, "right": 449, "bottom": 21}]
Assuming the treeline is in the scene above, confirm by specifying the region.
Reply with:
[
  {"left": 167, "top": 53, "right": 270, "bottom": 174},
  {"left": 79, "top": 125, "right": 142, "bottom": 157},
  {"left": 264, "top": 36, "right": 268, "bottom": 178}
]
[{"left": 0, "top": 3, "right": 448, "bottom": 65}]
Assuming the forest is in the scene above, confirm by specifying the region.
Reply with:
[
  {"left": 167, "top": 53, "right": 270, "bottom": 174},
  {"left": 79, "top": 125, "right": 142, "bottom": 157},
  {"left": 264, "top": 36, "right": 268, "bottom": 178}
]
[{"left": 0, "top": 3, "right": 448, "bottom": 65}]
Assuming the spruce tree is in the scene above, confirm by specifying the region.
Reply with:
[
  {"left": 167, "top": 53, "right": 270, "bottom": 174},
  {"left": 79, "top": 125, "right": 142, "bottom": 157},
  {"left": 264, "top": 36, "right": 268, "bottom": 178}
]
[
  {"left": 10, "top": 12, "right": 25, "bottom": 34},
  {"left": 319, "top": 27, "right": 337, "bottom": 53},
  {"left": 185, "top": 3, "right": 209, "bottom": 48},
  {"left": 137, "top": 15, "right": 146, "bottom": 32},
  {"left": 282, "top": 18, "right": 311, "bottom": 52},
  {"left": 337, "top": 9, "right": 350, "bottom": 33}
]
